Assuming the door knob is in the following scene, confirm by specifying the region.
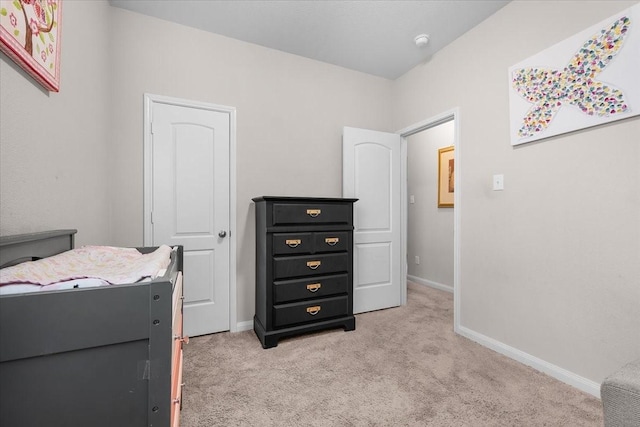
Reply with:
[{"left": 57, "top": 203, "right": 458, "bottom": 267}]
[{"left": 218, "top": 230, "right": 227, "bottom": 238}]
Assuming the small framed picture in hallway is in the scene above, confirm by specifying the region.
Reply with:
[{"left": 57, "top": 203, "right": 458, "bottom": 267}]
[{"left": 438, "top": 145, "right": 454, "bottom": 208}]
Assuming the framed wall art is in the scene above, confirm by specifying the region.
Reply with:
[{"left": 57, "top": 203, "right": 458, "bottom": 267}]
[
  {"left": 438, "top": 145, "right": 454, "bottom": 208},
  {"left": 508, "top": 3, "right": 640, "bottom": 146},
  {"left": 0, "top": 0, "right": 62, "bottom": 92}
]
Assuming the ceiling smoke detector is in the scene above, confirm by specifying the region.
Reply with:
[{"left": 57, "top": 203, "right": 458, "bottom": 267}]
[{"left": 414, "top": 34, "right": 430, "bottom": 48}]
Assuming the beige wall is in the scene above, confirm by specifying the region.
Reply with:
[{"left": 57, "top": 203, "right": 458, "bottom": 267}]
[
  {"left": 0, "top": 1, "right": 113, "bottom": 246},
  {"left": 407, "top": 121, "right": 455, "bottom": 288},
  {"left": 107, "top": 8, "right": 394, "bottom": 322},
  {"left": 394, "top": 0, "right": 640, "bottom": 384}
]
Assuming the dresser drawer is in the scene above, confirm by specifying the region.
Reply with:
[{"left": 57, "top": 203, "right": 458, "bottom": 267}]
[
  {"left": 273, "top": 295, "right": 349, "bottom": 327},
  {"left": 273, "top": 253, "right": 350, "bottom": 279},
  {"left": 272, "top": 233, "right": 312, "bottom": 255},
  {"left": 313, "top": 232, "right": 348, "bottom": 253},
  {"left": 273, "top": 274, "right": 349, "bottom": 304},
  {"left": 272, "top": 203, "right": 352, "bottom": 226},
  {"left": 273, "top": 232, "right": 348, "bottom": 255}
]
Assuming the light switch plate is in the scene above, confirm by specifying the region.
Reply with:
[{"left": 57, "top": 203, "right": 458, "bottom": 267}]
[{"left": 493, "top": 174, "right": 504, "bottom": 191}]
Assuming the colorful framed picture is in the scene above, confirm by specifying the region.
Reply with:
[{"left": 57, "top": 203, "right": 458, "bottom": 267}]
[
  {"left": 508, "top": 3, "right": 640, "bottom": 145},
  {"left": 0, "top": 0, "right": 62, "bottom": 92},
  {"left": 438, "top": 145, "right": 454, "bottom": 208}
]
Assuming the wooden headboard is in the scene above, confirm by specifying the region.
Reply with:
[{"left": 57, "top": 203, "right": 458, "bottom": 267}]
[{"left": 0, "top": 229, "right": 77, "bottom": 269}]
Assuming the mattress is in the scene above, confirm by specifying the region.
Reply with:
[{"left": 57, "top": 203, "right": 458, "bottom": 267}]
[{"left": 0, "top": 245, "right": 173, "bottom": 295}]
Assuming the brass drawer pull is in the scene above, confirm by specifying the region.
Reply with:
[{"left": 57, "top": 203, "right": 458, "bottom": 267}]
[
  {"left": 174, "top": 335, "right": 190, "bottom": 344},
  {"left": 306, "top": 260, "right": 321, "bottom": 270},
  {"left": 306, "top": 306, "right": 321, "bottom": 315},
  {"left": 285, "top": 239, "right": 301, "bottom": 248},
  {"left": 306, "top": 283, "right": 322, "bottom": 292},
  {"left": 306, "top": 209, "right": 321, "bottom": 217},
  {"left": 325, "top": 237, "right": 339, "bottom": 245}
]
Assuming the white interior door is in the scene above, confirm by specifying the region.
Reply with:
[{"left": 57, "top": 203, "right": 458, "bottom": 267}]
[
  {"left": 343, "top": 127, "right": 403, "bottom": 313},
  {"left": 149, "top": 101, "right": 230, "bottom": 337}
]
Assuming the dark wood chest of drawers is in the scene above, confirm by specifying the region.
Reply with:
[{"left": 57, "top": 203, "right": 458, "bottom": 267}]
[{"left": 253, "top": 196, "right": 357, "bottom": 348}]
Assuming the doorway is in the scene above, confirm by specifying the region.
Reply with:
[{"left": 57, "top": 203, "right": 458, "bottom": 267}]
[
  {"left": 397, "top": 108, "right": 460, "bottom": 331},
  {"left": 143, "top": 94, "right": 238, "bottom": 336},
  {"left": 406, "top": 120, "right": 455, "bottom": 293}
]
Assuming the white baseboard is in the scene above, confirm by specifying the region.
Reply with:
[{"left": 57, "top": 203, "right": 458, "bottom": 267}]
[
  {"left": 455, "top": 325, "right": 601, "bottom": 398},
  {"left": 407, "top": 275, "right": 453, "bottom": 293},
  {"left": 235, "top": 320, "right": 253, "bottom": 332}
]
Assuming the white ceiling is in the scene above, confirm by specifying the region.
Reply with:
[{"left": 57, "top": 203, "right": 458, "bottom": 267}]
[{"left": 109, "top": 0, "right": 510, "bottom": 80}]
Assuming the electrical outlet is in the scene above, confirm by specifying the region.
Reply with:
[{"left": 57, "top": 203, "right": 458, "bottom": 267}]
[
  {"left": 493, "top": 174, "right": 504, "bottom": 191},
  {"left": 415, "top": 256, "right": 420, "bottom": 265}
]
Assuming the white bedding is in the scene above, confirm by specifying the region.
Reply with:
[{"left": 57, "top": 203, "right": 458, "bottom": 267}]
[{"left": 0, "top": 245, "right": 173, "bottom": 294}]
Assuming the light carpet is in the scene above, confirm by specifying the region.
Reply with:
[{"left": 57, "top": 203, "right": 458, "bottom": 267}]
[{"left": 180, "top": 282, "right": 602, "bottom": 426}]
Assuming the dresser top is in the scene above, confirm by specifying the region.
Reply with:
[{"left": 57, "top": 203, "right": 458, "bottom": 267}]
[{"left": 252, "top": 196, "right": 358, "bottom": 203}]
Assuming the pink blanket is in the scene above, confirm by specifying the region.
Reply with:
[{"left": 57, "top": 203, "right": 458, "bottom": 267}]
[{"left": 0, "top": 245, "right": 172, "bottom": 286}]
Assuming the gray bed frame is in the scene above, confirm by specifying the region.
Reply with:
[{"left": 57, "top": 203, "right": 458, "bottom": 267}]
[{"left": 0, "top": 230, "right": 183, "bottom": 427}]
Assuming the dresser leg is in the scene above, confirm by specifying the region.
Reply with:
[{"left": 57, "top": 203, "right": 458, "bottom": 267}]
[
  {"left": 254, "top": 317, "right": 280, "bottom": 348},
  {"left": 343, "top": 316, "right": 356, "bottom": 332},
  {"left": 262, "top": 335, "right": 279, "bottom": 349}
]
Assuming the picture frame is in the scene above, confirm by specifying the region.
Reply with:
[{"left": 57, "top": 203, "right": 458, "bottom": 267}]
[
  {"left": 0, "top": 0, "right": 63, "bottom": 92},
  {"left": 438, "top": 145, "right": 454, "bottom": 208}
]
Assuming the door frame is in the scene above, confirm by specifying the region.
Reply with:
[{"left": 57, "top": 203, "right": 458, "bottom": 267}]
[
  {"left": 142, "top": 93, "right": 238, "bottom": 333},
  {"left": 396, "top": 107, "right": 461, "bottom": 332}
]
